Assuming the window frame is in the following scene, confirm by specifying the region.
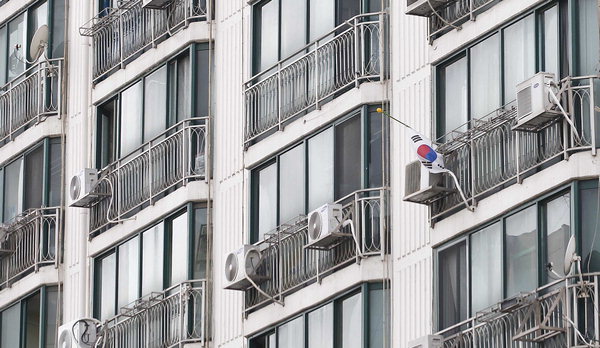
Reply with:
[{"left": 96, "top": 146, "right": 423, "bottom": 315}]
[
  {"left": 92, "top": 203, "right": 209, "bottom": 320},
  {"left": 248, "top": 281, "right": 388, "bottom": 348},
  {"left": 249, "top": 105, "right": 387, "bottom": 243},
  {"left": 433, "top": 2, "right": 564, "bottom": 140},
  {"left": 434, "top": 182, "right": 574, "bottom": 331}
]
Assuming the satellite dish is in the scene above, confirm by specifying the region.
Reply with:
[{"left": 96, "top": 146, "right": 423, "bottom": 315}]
[
  {"left": 29, "top": 25, "right": 49, "bottom": 61},
  {"left": 564, "top": 234, "right": 577, "bottom": 275}
]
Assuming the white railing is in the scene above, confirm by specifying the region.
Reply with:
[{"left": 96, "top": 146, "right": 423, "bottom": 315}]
[
  {"left": 0, "top": 207, "right": 61, "bottom": 289},
  {"left": 80, "top": 0, "right": 209, "bottom": 82},
  {"left": 245, "top": 188, "right": 388, "bottom": 313},
  {"left": 89, "top": 117, "right": 209, "bottom": 236},
  {"left": 436, "top": 273, "right": 600, "bottom": 347},
  {"left": 244, "top": 12, "right": 386, "bottom": 145},
  {"left": 0, "top": 59, "right": 63, "bottom": 144},
  {"left": 428, "top": 0, "right": 498, "bottom": 42},
  {"left": 97, "top": 280, "right": 207, "bottom": 348},
  {"left": 431, "top": 76, "right": 599, "bottom": 220}
]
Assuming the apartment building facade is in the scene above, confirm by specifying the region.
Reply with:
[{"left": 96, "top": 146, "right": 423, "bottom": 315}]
[{"left": 0, "top": 0, "right": 597, "bottom": 347}]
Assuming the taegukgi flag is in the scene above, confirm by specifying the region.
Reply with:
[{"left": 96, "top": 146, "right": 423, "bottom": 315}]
[{"left": 405, "top": 127, "right": 447, "bottom": 174}]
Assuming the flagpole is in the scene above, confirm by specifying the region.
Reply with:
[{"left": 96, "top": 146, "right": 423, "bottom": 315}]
[{"left": 375, "top": 108, "right": 475, "bottom": 212}]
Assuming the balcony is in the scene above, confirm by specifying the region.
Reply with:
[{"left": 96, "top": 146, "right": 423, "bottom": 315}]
[
  {"left": 0, "top": 59, "right": 63, "bottom": 144},
  {"left": 245, "top": 188, "right": 388, "bottom": 313},
  {"left": 88, "top": 118, "right": 209, "bottom": 236},
  {"left": 436, "top": 273, "right": 600, "bottom": 347},
  {"left": 427, "top": 0, "right": 497, "bottom": 42},
  {"left": 244, "top": 12, "right": 386, "bottom": 146},
  {"left": 80, "top": 0, "right": 209, "bottom": 82},
  {"left": 430, "top": 76, "right": 599, "bottom": 220},
  {"left": 97, "top": 280, "right": 207, "bottom": 347},
  {"left": 0, "top": 207, "right": 61, "bottom": 288}
]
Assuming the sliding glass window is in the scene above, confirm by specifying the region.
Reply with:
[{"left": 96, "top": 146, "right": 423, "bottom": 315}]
[
  {"left": 438, "top": 241, "right": 467, "bottom": 330},
  {"left": 251, "top": 106, "right": 386, "bottom": 242}
]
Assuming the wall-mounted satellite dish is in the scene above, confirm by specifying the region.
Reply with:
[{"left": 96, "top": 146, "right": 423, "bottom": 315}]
[
  {"left": 564, "top": 234, "right": 577, "bottom": 275},
  {"left": 29, "top": 25, "right": 49, "bottom": 62}
]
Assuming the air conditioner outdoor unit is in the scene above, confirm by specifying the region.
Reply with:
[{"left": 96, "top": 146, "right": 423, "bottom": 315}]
[
  {"left": 408, "top": 335, "right": 443, "bottom": 348},
  {"left": 142, "top": 0, "right": 172, "bottom": 9},
  {"left": 70, "top": 169, "right": 99, "bottom": 208},
  {"left": 224, "top": 245, "right": 266, "bottom": 290},
  {"left": 514, "top": 72, "right": 561, "bottom": 131},
  {"left": 57, "top": 319, "right": 98, "bottom": 348},
  {"left": 404, "top": 161, "right": 450, "bottom": 204},
  {"left": 405, "top": 0, "right": 448, "bottom": 16},
  {"left": 306, "top": 203, "right": 345, "bottom": 249}
]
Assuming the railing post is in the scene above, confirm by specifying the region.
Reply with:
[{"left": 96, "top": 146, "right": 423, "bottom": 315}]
[
  {"left": 469, "top": 137, "right": 476, "bottom": 206},
  {"left": 354, "top": 192, "right": 361, "bottom": 263},
  {"left": 179, "top": 283, "right": 185, "bottom": 348},
  {"left": 8, "top": 85, "right": 12, "bottom": 141},
  {"left": 148, "top": 144, "right": 154, "bottom": 205},
  {"left": 566, "top": 77, "right": 574, "bottom": 159},
  {"left": 204, "top": 122, "right": 209, "bottom": 183},
  {"left": 354, "top": 17, "right": 360, "bottom": 88},
  {"left": 119, "top": 11, "right": 125, "bottom": 69},
  {"left": 379, "top": 189, "right": 385, "bottom": 260},
  {"left": 590, "top": 78, "right": 596, "bottom": 155},
  {"left": 277, "top": 62, "right": 283, "bottom": 130},
  {"left": 314, "top": 41, "right": 320, "bottom": 111},
  {"left": 201, "top": 281, "right": 207, "bottom": 343},
  {"left": 37, "top": 63, "right": 43, "bottom": 123},
  {"left": 469, "top": 0, "right": 475, "bottom": 21},
  {"left": 151, "top": 8, "right": 156, "bottom": 48},
  {"left": 34, "top": 215, "right": 40, "bottom": 272},
  {"left": 378, "top": 13, "right": 384, "bottom": 82},
  {"left": 516, "top": 131, "right": 521, "bottom": 184}
]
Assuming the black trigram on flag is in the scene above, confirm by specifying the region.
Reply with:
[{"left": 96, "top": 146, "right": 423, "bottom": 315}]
[
  {"left": 411, "top": 135, "right": 422, "bottom": 143},
  {"left": 421, "top": 161, "right": 433, "bottom": 169}
]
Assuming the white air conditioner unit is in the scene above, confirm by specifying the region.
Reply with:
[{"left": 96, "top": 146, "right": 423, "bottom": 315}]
[
  {"left": 408, "top": 335, "right": 443, "bottom": 348},
  {"left": 404, "top": 161, "right": 450, "bottom": 204},
  {"left": 514, "top": 72, "right": 561, "bottom": 131},
  {"left": 142, "top": 0, "right": 172, "bottom": 9},
  {"left": 224, "top": 245, "right": 266, "bottom": 290},
  {"left": 405, "top": 0, "right": 448, "bottom": 16},
  {"left": 70, "top": 169, "right": 99, "bottom": 208},
  {"left": 306, "top": 203, "right": 344, "bottom": 249},
  {"left": 57, "top": 319, "right": 98, "bottom": 348}
]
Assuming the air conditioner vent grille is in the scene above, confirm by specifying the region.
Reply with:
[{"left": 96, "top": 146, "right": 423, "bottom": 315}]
[
  {"left": 405, "top": 161, "right": 422, "bottom": 196},
  {"left": 517, "top": 85, "right": 533, "bottom": 119}
]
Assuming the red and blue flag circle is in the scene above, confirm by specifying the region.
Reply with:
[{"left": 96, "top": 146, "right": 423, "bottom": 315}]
[{"left": 417, "top": 144, "right": 438, "bottom": 162}]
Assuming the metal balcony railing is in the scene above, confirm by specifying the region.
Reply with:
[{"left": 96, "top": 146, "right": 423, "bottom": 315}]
[
  {"left": 244, "top": 12, "right": 386, "bottom": 145},
  {"left": 436, "top": 273, "right": 600, "bottom": 347},
  {"left": 245, "top": 188, "right": 388, "bottom": 313},
  {"left": 0, "top": 207, "right": 61, "bottom": 289},
  {"left": 0, "top": 59, "right": 63, "bottom": 144},
  {"left": 431, "top": 76, "right": 599, "bottom": 220},
  {"left": 89, "top": 118, "right": 209, "bottom": 236},
  {"left": 80, "top": 0, "right": 209, "bottom": 82},
  {"left": 428, "top": 0, "right": 498, "bottom": 42},
  {"left": 98, "top": 280, "right": 207, "bottom": 348}
]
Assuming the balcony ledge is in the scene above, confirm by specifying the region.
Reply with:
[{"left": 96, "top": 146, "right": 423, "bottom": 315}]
[
  {"left": 92, "top": 20, "right": 214, "bottom": 105},
  {"left": 244, "top": 81, "right": 388, "bottom": 168},
  {"left": 0, "top": 265, "right": 60, "bottom": 309},
  {"left": 0, "top": 116, "right": 62, "bottom": 163},
  {"left": 432, "top": 150, "right": 600, "bottom": 247},
  {"left": 244, "top": 256, "right": 389, "bottom": 336},
  {"left": 0, "top": 0, "right": 36, "bottom": 23},
  {"left": 88, "top": 180, "right": 209, "bottom": 256}
]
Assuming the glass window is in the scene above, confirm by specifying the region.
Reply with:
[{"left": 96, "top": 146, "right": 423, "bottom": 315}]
[
  {"left": 280, "top": 0, "right": 307, "bottom": 58},
  {"left": 4, "top": 158, "right": 23, "bottom": 222},
  {"left": 97, "top": 99, "right": 116, "bottom": 168},
  {"left": 49, "top": 139, "right": 62, "bottom": 206},
  {"left": 170, "top": 212, "right": 189, "bottom": 285},
  {"left": 545, "top": 193, "right": 570, "bottom": 279},
  {"left": 0, "top": 26, "right": 6, "bottom": 86},
  {"left": 176, "top": 54, "right": 191, "bottom": 122},
  {"left": 1, "top": 304, "right": 20, "bottom": 348},
  {"left": 341, "top": 293, "right": 362, "bottom": 348},
  {"left": 24, "top": 292, "right": 41, "bottom": 348},
  {"left": 470, "top": 222, "right": 502, "bottom": 313},
  {"left": 369, "top": 110, "right": 383, "bottom": 188},
  {"left": 257, "top": 163, "right": 277, "bottom": 241},
  {"left": 335, "top": 116, "right": 361, "bottom": 199},
  {"left": 369, "top": 287, "right": 388, "bottom": 348},
  {"left": 543, "top": 6, "right": 559, "bottom": 77},
  {"left": 279, "top": 144, "right": 305, "bottom": 222},
  {"left": 254, "top": 0, "right": 279, "bottom": 73},
  {"left": 308, "top": 303, "right": 333, "bottom": 348},
  {"left": 51, "top": 0, "right": 66, "bottom": 58},
  {"left": 470, "top": 34, "right": 500, "bottom": 119},
  {"left": 118, "top": 236, "right": 140, "bottom": 308},
  {"left": 193, "top": 207, "right": 208, "bottom": 279},
  {"left": 309, "top": 0, "right": 334, "bottom": 41},
  {"left": 98, "top": 253, "right": 117, "bottom": 320},
  {"left": 28, "top": 2, "right": 48, "bottom": 62},
  {"left": 278, "top": 316, "right": 304, "bottom": 348},
  {"left": 438, "top": 241, "right": 467, "bottom": 330},
  {"left": 503, "top": 15, "right": 535, "bottom": 103},
  {"left": 195, "top": 46, "right": 210, "bottom": 118},
  {"left": 438, "top": 57, "right": 467, "bottom": 138},
  {"left": 142, "top": 223, "right": 164, "bottom": 295},
  {"left": 581, "top": 184, "right": 600, "bottom": 272},
  {"left": 336, "top": 0, "right": 360, "bottom": 25},
  {"left": 120, "top": 81, "right": 143, "bottom": 156},
  {"left": 24, "top": 145, "right": 44, "bottom": 211},
  {"left": 46, "top": 287, "right": 58, "bottom": 348},
  {"left": 8, "top": 13, "right": 26, "bottom": 80},
  {"left": 144, "top": 66, "right": 168, "bottom": 142},
  {"left": 308, "top": 128, "right": 334, "bottom": 210},
  {"left": 576, "top": 0, "right": 600, "bottom": 76},
  {"left": 505, "top": 205, "right": 537, "bottom": 296}
]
